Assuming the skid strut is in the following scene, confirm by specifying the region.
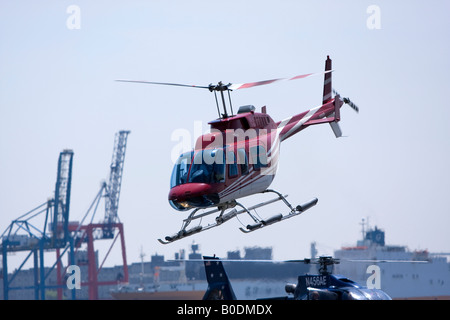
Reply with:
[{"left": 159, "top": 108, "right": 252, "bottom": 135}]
[{"left": 158, "top": 189, "right": 318, "bottom": 244}]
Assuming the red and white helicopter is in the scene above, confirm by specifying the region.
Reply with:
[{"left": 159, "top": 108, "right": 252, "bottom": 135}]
[{"left": 117, "top": 56, "right": 358, "bottom": 244}]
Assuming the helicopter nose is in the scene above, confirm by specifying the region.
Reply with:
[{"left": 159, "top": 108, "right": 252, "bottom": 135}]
[
  {"left": 168, "top": 183, "right": 219, "bottom": 210},
  {"left": 169, "top": 183, "right": 212, "bottom": 201}
]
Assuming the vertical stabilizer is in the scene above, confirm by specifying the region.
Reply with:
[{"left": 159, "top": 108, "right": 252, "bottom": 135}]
[
  {"left": 202, "top": 256, "right": 236, "bottom": 300},
  {"left": 323, "top": 56, "right": 332, "bottom": 104}
]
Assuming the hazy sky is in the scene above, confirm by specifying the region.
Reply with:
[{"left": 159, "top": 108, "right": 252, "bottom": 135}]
[{"left": 1, "top": 1, "right": 450, "bottom": 270}]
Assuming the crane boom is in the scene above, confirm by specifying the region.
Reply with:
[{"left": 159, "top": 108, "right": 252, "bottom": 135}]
[
  {"left": 52, "top": 149, "right": 74, "bottom": 247},
  {"left": 103, "top": 130, "right": 130, "bottom": 238}
]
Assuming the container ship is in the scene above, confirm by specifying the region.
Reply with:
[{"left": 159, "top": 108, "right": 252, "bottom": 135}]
[{"left": 333, "top": 221, "right": 450, "bottom": 300}]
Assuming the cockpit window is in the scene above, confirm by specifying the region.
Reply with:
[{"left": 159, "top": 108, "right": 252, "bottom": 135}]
[
  {"left": 188, "top": 149, "right": 225, "bottom": 184},
  {"left": 170, "top": 151, "right": 193, "bottom": 188}
]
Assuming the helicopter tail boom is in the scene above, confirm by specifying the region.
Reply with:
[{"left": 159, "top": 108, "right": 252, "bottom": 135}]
[
  {"left": 276, "top": 55, "right": 347, "bottom": 141},
  {"left": 276, "top": 98, "right": 342, "bottom": 141}
]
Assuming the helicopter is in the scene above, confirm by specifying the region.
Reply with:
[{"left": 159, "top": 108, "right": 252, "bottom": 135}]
[
  {"left": 117, "top": 56, "right": 359, "bottom": 244},
  {"left": 202, "top": 255, "right": 392, "bottom": 300}
]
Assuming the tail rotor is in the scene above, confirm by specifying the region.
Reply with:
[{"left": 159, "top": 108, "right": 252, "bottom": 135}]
[{"left": 333, "top": 89, "right": 359, "bottom": 113}]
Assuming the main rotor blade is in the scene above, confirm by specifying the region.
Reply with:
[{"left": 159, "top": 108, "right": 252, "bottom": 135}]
[
  {"left": 116, "top": 69, "right": 333, "bottom": 92},
  {"left": 115, "top": 79, "right": 210, "bottom": 89},
  {"left": 229, "top": 70, "right": 333, "bottom": 91},
  {"left": 228, "top": 78, "right": 284, "bottom": 90},
  {"left": 346, "top": 259, "right": 428, "bottom": 263},
  {"left": 174, "top": 258, "right": 428, "bottom": 265},
  {"left": 169, "top": 258, "right": 308, "bottom": 263}
]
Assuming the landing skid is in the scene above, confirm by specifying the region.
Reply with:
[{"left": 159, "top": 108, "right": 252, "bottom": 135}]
[{"left": 157, "top": 189, "right": 318, "bottom": 244}]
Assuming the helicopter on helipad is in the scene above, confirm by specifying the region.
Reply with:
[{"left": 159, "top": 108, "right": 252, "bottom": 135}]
[
  {"left": 117, "top": 56, "right": 358, "bottom": 244},
  {"left": 202, "top": 255, "right": 392, "bottom": 300}
]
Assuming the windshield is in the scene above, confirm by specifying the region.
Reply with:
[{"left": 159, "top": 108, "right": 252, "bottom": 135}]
[
  {"left": 170, "top": 151, "right": 193, "bottom": 188},
  {"left": 358, "top": 289, "right": 392, "bottom": 300},
  {"left": 343, "top": 288, "right": 392, "bottom": 300},
  {"left": 188, "top": 149, "right": 225, "bottom": 184}
]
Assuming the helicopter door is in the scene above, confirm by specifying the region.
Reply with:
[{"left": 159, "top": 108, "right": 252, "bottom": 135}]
[
  {"left": 223, "top": 149, "right": 243, "bottom": 199},
  {"left": 234, "top": 148, "right": 252, "bottom": 198},
  {"left": 226, "top": 150, "right": 239, "bottom": 180},
  {"left": 248, "top": 145, "right": 272, "bottom": 194},
  {"left": 237, "top": 148, "right": 249, "bottom": 175}
]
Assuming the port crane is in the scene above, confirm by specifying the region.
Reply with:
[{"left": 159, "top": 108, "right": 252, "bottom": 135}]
[
  {"left": 1, "top": 149, "right": 75, "bottom": 300},
  {"left": 1, "top": 131, "right": 131, "bottom": 300},
  {"left": 69, "top": 130, "right": 131, "bottom": 300}
]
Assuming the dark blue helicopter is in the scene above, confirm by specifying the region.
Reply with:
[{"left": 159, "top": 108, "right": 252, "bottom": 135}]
[{"left": 202, "top": 256, "right": 392, "bottom": 300}]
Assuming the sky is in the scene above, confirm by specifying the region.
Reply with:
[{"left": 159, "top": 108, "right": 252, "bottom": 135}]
[{"left": 1, "top": 1, "right": 450, "bottom": 271}]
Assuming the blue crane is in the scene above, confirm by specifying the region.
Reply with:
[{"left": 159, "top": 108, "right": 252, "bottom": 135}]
[{"left": 1, "top": 149, "right": 74, "bottom": 299}]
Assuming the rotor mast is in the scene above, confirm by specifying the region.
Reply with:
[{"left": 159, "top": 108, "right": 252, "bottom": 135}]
[{"left": 209, "top": 81, "right": 234, "bottom": 118}]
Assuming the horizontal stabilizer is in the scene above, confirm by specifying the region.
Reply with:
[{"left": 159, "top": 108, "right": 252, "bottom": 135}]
[{"left": 329, "top": 121, "right": 342, "bottom": 138}]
